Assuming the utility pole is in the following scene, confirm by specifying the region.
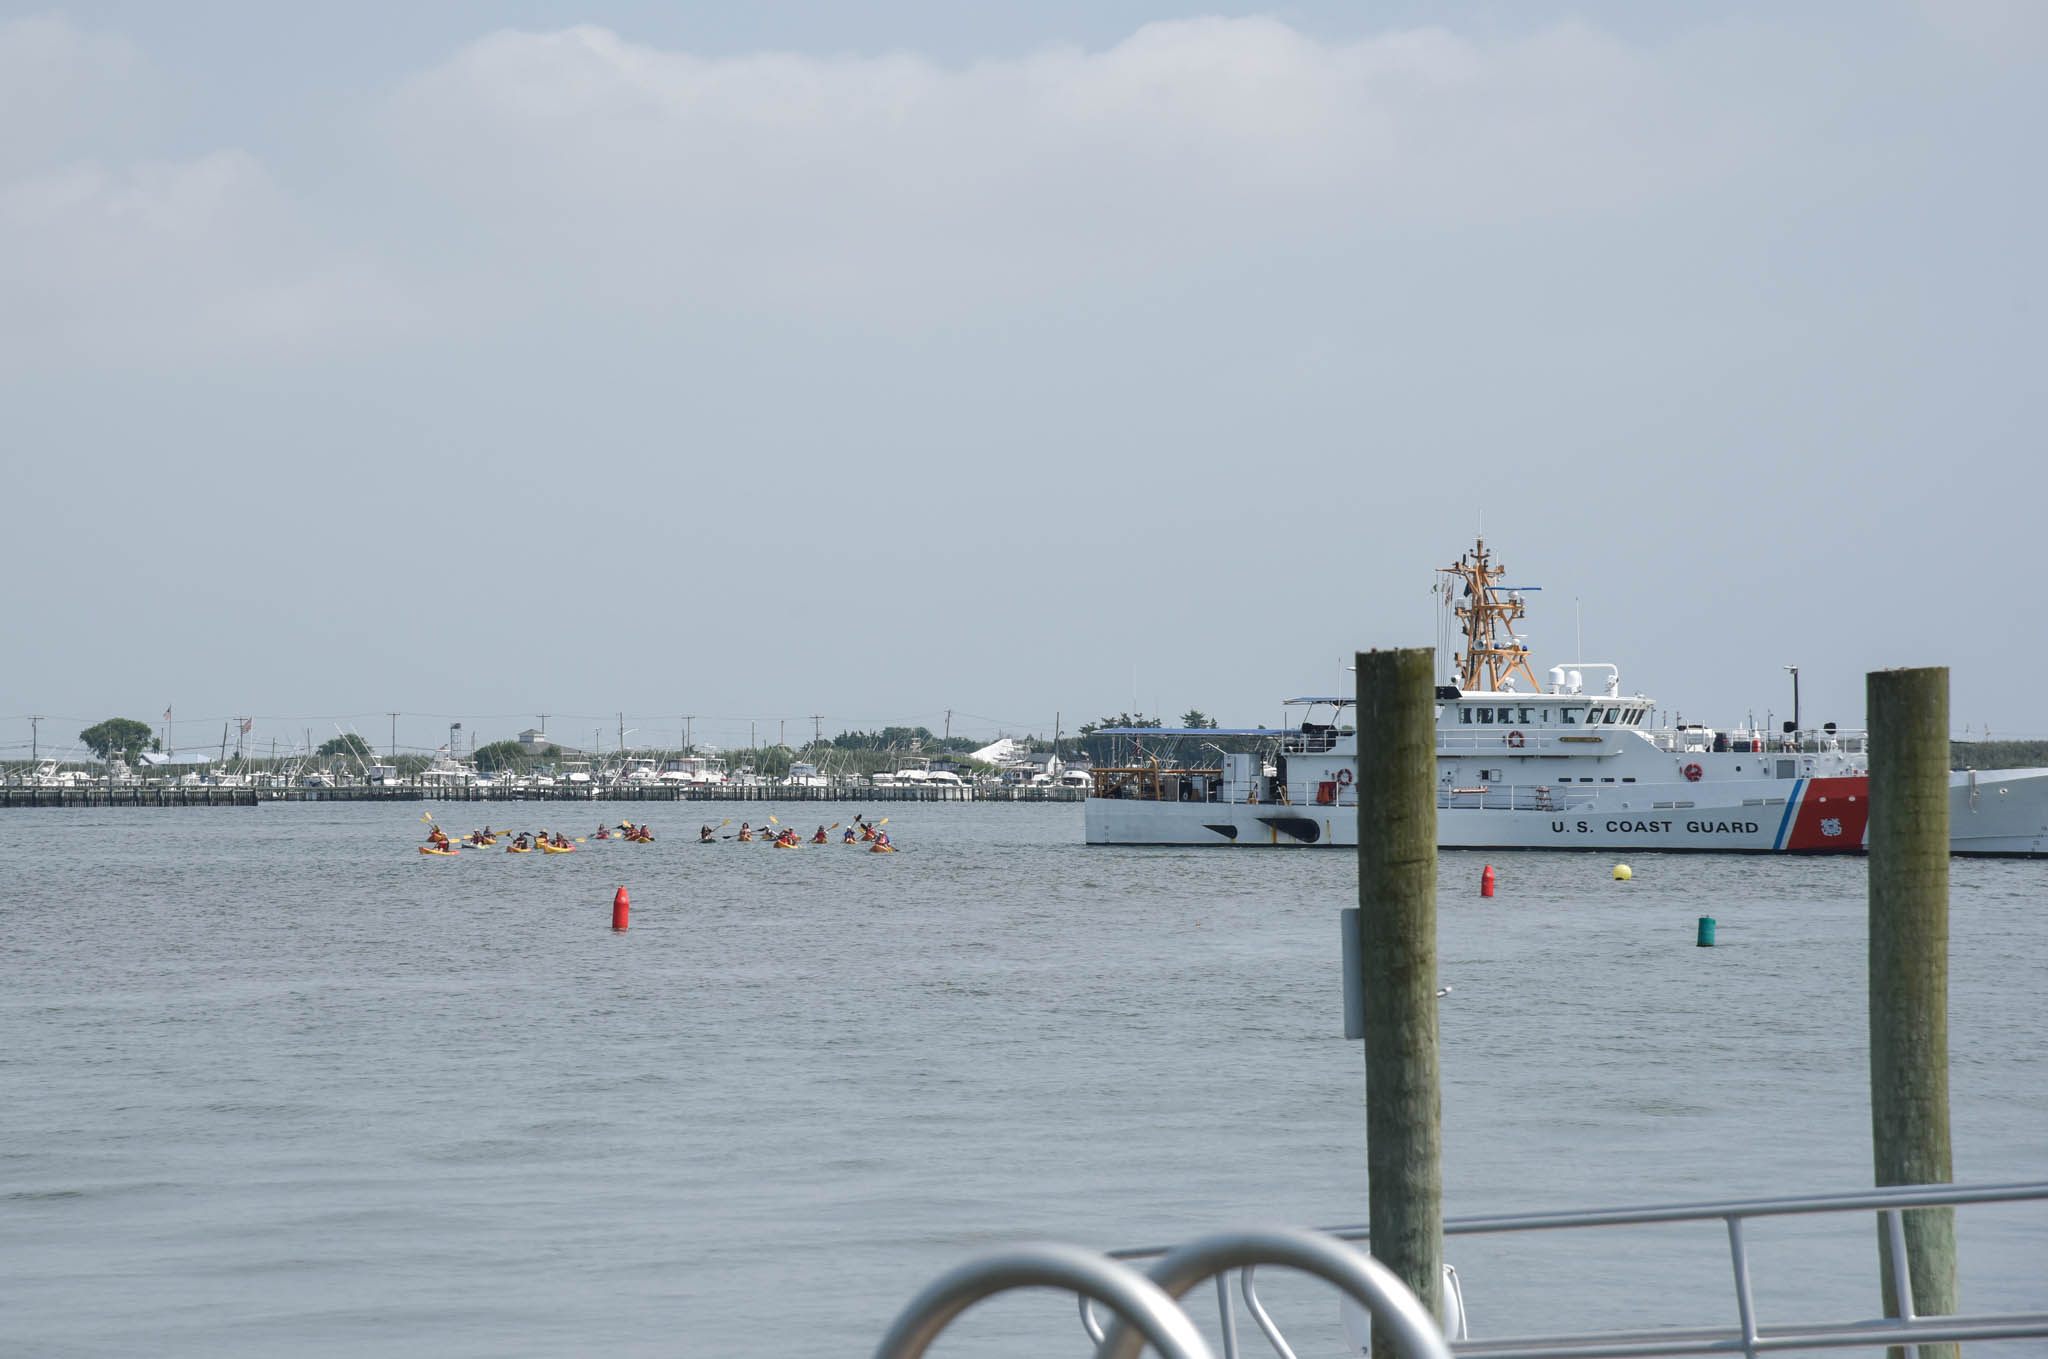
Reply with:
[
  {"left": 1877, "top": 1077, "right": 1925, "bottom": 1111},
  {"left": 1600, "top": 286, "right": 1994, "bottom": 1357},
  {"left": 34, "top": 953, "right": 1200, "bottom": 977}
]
[
  {"left": 779, "top": 718, "right": 785, "bottom": 748},
  {"left": 1867, "top": 666, "right": 1957, "bottom": 1354},
  {"left": 683, "top": 715, "right": 693, "bottom": 751},
  {"left": 388, "top": 712, "right": 399, "bottom": 758},
  {"left": 30, "top": 714, "right": 39, "bottom": 763},
  {"left": 945, "top": 709, "right": 952, "bottom": 742},
  {"left": 1354, "top": 647, "right": 1443, "bottom": 1357},
  {"left": 1785, "top": 665, "right": 1801, "bottom": 739},
  {"left": 811, "top": 714, "right": 823, "bottom": 747},
  {"left": 538, "top": 713, "right": 549, "bottom": 738}
]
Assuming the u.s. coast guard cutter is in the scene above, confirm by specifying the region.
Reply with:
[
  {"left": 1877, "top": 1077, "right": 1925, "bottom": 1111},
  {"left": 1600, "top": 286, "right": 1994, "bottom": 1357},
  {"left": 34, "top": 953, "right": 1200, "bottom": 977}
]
[{"left": 1083, "top": 538, "right": 2048, "bottom": 854}]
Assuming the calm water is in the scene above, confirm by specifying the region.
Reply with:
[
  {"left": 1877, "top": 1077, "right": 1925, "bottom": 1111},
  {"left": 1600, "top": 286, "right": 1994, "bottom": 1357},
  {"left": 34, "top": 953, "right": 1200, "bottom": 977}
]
[{"left": 2, "top": 802, "right": 2043, "bottom": 1357}]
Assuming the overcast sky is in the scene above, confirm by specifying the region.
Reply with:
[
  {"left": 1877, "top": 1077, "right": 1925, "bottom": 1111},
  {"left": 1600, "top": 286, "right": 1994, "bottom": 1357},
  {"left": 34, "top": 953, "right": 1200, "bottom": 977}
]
[{"left": 5, "top": 1, "right": 2044, "bottom": 758}]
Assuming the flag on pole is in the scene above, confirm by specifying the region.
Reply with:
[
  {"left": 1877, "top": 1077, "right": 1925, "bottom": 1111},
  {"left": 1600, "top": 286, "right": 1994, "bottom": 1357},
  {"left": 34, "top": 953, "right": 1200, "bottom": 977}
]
[{"left": 240, "top": 717, "right": 254, "bottom": 735}]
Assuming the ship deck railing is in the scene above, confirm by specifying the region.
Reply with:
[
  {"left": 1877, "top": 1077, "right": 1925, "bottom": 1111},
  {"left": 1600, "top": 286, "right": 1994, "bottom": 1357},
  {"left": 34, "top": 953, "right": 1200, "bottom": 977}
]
[
  {"left": 1437, "top": 784, "right": 1601, "bottom": 813},
  {"left": 1125, "top": 1180, "right": 2044, "bottom": 1359}
]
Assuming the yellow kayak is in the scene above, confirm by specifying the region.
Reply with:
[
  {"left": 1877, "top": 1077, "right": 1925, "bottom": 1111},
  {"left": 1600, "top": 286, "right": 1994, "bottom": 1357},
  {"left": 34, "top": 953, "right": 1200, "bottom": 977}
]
[
  {"left": 420, "top": 846, "right": 460, "bottom": 856},
  {"left": 869, "top": 843, "right": 898, "bottom": 854},
  {"left": 505, "top": 844, "right": 532, "bottom": 853},
  {"left": 541, "top": 842, "right": 576, "bottom": 854}
]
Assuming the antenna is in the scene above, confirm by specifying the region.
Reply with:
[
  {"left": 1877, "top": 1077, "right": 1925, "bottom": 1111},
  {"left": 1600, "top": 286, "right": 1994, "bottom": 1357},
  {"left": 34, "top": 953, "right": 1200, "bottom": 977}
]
[{"left": 1575, "top": 598, "right": 1583, "bottom": 665}]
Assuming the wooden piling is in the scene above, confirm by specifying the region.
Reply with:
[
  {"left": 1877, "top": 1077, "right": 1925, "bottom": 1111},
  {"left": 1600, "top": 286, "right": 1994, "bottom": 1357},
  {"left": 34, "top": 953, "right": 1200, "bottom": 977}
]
[
  {"left": 1866, "top": 666, "right": 1957, "bottom": 1359},
  {"left": 1355, "top": 647, "right": 1442, "bottom": 1354}
]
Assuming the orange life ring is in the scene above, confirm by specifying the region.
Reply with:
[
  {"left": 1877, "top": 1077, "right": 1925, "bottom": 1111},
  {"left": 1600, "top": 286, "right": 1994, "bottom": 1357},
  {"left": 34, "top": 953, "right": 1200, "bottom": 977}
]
[
  {"left": 1682, "top": 762, "right": 1703, "bottom": 783},
  {"left": 1506, "top": 730, "right": 1525, "bottom": 748},
  {"left": 1335, "top": 768, "right": 1352, "bottom": 786}
]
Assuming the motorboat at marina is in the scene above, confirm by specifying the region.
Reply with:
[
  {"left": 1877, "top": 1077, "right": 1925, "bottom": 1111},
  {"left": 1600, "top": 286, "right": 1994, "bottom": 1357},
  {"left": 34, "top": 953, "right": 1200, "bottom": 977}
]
[{"left": 1084, "top": 538, "right": 2048, "bottom": 855}]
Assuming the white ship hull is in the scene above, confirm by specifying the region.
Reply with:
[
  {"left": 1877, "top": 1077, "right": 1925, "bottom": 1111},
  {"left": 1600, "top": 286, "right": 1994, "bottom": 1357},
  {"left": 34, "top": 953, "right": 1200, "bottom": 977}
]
[{"left": 1086, "top": 769, "right": 2048, "bottom": 856}]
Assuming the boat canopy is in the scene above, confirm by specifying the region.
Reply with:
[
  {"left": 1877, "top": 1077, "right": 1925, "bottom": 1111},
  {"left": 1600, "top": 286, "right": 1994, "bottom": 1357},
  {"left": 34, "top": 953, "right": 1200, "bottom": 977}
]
[{"left": 1285, "top": 697, "right": 1354, "bottom": 706}]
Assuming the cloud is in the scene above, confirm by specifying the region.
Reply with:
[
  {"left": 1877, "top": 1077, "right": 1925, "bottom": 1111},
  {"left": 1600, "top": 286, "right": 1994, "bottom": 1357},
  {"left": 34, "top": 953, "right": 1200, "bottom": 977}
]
[
  {"left": 0, "top": 149, "right": 416, "bottom": 365},
  {"left": 0, "top": 14, "right": 142, "bottom": 178},
  {"left": 0, "top": 16, "right": 417, "bottom": 367},
  {"left": 373, "top": 17, "right": 1784, "bottom": 323}
]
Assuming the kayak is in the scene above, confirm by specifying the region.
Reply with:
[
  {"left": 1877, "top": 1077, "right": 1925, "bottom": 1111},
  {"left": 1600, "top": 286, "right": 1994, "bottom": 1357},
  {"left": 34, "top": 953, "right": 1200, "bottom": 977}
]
[
  {"left": 420, "top": 846, "right": 460, "bottom": 856},
  {"left": 870, "top": 844, "right": 898, "bottom": 854},
  {"left": 506, "top": 845, "right": 532, "bottom": 854},
  {"left": 541, "top": 842, "right": 576, "bottom": 854},
  {"left": 772, "top": 840, "right": 801, "bottom": 849}
]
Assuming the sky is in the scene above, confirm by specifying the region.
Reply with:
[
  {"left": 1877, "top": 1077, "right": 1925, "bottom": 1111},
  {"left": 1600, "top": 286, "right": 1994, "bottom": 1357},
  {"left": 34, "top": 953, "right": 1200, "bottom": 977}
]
[{"left": 4, "top": 1, "right": 2045, "bottom": 759}]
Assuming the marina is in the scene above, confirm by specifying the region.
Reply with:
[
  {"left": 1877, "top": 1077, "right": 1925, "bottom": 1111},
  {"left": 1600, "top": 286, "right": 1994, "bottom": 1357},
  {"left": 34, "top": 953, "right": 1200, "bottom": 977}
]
[{"left": 0, "top": 780, "right": 1075, "bottom": 808}]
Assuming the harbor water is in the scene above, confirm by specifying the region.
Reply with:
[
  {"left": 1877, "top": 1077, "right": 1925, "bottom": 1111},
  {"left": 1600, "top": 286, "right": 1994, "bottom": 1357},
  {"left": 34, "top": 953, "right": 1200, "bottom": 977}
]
[{"left": 2, "top": 803, "right": 2043, "bottom": 1356}]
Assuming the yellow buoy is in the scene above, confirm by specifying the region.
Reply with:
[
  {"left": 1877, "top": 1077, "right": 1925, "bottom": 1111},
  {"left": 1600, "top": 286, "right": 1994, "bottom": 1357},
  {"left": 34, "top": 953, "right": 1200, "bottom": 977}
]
[{"left": 1612, "top": 864, "right": 1632, "bottom": 881}]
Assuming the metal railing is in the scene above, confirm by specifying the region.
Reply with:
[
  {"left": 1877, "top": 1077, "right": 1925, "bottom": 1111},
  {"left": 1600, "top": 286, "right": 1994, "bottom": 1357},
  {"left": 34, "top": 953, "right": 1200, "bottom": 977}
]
[
  {"left": 874, "top": 1227, "right": 1453, "bottom": 1359},
  {"left": 1089, "top": 1182, "right": 2046, "bottom": 1359},
  {"left": 1437, "top": 784, "right": 1602, "bottom": 813}
]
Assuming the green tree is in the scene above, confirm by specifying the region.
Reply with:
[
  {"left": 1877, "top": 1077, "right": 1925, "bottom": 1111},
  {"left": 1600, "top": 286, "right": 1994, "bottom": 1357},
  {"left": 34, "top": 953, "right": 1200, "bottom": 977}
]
[
  {"left": 79, "top": 717, "right": 154, "bottom": 761},
  {"left": 1079, "top": 713, "right": 1162, "bottom": 735},
  {"left": 1179, "top": 709, "right": 1217, "bottom": 730},
  {"left": 473, "top": 740, "right": 526, "bottom": 772},
  {"left": 318, "top": 733, "right": 372, "bottom": 759}
]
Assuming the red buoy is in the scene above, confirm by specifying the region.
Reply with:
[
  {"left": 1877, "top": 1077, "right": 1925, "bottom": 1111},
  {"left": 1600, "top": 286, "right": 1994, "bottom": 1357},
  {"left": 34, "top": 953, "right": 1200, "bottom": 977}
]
[
  {"left": 1480, "top": 864, "right": 1495, "bottom": 898},
  {"left": 612, "top": 886, "right": 630, "bottom": 931}
]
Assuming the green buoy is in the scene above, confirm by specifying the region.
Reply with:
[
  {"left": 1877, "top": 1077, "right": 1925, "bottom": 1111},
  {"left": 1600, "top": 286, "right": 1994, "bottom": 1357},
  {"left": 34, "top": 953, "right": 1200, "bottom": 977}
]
[{"left": 1696, "top": 916, "right": 1716, "bottom": 947}]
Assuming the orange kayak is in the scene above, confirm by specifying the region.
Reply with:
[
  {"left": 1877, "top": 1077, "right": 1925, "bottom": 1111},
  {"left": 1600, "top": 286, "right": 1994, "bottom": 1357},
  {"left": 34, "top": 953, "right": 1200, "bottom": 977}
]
[
  {"left": 420, "top": 846, "right": 460, "bottom": 856},
  {"left": 506, "top": 845, "right": 532, "bottom": 853},
  {"left": 541, "top": 842, "right": 576, "bottom": 853}
]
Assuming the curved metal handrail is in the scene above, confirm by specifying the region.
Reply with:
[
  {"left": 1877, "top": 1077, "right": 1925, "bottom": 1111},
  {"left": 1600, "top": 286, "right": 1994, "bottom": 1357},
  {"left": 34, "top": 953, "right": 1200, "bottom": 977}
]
[
  {"left": 873, "top": 1241, "right": 1214, "bottom": 1359},
  {"left": 1238, "top": 1265, "right": 1300, "bottom": 1359},
  {"left": 1094, "top": 1226, "right": 1452, "bottom": 1359}
]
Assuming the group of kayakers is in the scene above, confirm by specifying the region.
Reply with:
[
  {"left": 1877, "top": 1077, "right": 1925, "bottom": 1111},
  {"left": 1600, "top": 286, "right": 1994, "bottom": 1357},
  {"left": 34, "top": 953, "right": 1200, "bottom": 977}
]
[
  {"left": 714, "top": 819, "right": 892, "bottom": 849},
  {"left": 425, "top": 816, "right": 893, "bottom": 854}
]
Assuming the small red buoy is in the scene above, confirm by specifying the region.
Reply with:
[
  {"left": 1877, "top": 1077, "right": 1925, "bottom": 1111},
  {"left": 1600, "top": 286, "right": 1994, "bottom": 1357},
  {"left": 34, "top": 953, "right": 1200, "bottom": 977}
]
[
  {"left": 1480, "top": 864, "right": 1495, "bottom": 898},
  {"left": 612, "top": 886, "right": 630, "bottom": 932}
]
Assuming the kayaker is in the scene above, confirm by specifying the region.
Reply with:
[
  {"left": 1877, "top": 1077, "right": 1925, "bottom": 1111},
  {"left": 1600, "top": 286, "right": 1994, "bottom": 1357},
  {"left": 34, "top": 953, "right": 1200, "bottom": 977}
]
[
  {"left": 812, "top": 825, "right": 829, "bottom": 844},
  {"left": 842, "top": 826, "right": 858, "bottom": 843},
  {"left": 873, "top": 830, "right": 892, "bottom": 850},
  {"left": 594, "top": 825, "right": 609, "bottom": 839},
  {"left": 699, "top": 825, "right": 715, "bottom": 842},
  {"left": 512, "top": 833, "right": 530, "bottom": 850},
  {"left": 554, "top": 832, "right": 571, "bottom": 848},
  {"left": 738, "top": 822, "right": 753, "bottom": 842}
]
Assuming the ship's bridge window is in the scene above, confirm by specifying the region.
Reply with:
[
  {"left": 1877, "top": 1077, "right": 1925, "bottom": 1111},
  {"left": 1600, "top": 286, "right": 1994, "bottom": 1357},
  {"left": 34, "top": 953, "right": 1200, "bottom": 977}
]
[
  {"left": 1477, "top": 707, "right": 1495, "bottom": 724},
  {"left": 1603, "top": 707, "right": 1618, "bottom": 723},
  {"left": 1518, "top": 708, "right": 1534, "bottom": 724},
  {"left": 1585, "top": 709, "right": 1601, "bottom": 725},
  {"left": 1459, "top": 706, "right": 1472, "bottom": 724},
  {"left": 1497, "top": 707, "right": 1513, "bottom": 723},
  {"left": 1561, "top": 708, "right": 1578, "bottom": 724}
]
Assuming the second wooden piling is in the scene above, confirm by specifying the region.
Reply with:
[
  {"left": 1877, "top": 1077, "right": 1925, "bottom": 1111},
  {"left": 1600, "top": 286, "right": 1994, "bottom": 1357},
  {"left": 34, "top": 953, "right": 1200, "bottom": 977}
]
[
  {"left": 1867, "top": 665, "right": 1957, "bottom": 1359},
  {"left": 1355, "top": 647, "right": 1442, "bottom": 1355}
]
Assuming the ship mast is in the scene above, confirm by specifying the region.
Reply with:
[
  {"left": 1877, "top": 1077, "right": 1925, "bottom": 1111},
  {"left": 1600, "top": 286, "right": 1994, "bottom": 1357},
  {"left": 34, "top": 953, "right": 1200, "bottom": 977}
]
[{"left": 1439, "top": 537, "right": 1541, "bottom": 693}]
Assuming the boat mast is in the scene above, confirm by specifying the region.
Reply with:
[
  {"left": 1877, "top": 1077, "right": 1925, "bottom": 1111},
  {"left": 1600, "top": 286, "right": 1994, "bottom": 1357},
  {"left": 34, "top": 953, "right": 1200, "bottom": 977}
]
[{"left": 1438, "top": 537, "right": 1541, "bottom": 693}]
